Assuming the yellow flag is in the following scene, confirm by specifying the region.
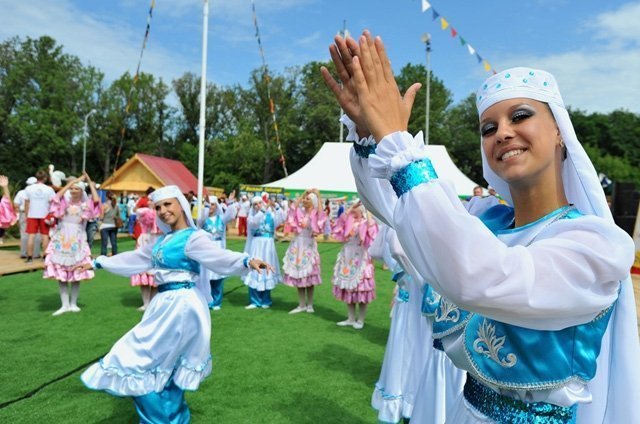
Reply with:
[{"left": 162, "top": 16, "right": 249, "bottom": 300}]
[
  {"left": 483, "top": 61, "right": 491, "bottom": 72},
  {"left": 440, "top": 17, "right": 449, "bottom": 30}
]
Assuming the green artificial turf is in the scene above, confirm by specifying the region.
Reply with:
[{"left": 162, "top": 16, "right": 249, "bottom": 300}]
[{"left": 0, "top": 239, "right": 394, "bottom": 423}]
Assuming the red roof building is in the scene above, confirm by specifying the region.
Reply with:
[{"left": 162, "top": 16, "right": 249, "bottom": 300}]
[{"left": 100, "top": 153, "right": 204, "bottom": 195}]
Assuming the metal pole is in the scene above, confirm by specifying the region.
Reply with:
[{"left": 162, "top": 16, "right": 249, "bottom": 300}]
[
  {"left": 422, "top": 34, "right": 431, "bottom": 145},
  {"left": 197, "top": 0, "right": 209, "bottom": 221},
  {"left": 82, "top": 109, "right": 97, "bottom": 173}
]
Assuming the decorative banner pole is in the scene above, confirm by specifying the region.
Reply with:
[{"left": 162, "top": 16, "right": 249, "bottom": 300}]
[
  {"left": 113, "top": 0, "right": 156, "bottom": 175},
  {"left": 197, "top": 0, "right": 209, "bottom": 220},
  {"left": 252, "top": 0, "right": 288, "bottom": 176}
]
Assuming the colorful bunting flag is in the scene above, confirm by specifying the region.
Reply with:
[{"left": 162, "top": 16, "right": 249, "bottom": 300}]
[{"left": 419, "top": 1, "right": 496, "bottom": 74}]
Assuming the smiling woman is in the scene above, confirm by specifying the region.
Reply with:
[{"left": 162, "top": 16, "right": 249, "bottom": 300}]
[
  {"left": 74, "top": 185, "right": 272, "bottom": 423},
  {"left": 323, "top": 30, "right": 639, "bottom": 423}
]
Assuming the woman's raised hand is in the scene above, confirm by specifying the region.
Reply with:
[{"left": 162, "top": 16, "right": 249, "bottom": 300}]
[
  {"left": 349, "top": 31, "right": 421, "bottom": 143},
  {"left": 321, "top": 35, "right": 371, "bottom": 138}
]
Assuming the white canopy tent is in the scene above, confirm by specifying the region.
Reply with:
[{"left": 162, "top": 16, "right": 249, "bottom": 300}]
[{"left": 263, "top": 142, "right": 480, "bottom": 198}]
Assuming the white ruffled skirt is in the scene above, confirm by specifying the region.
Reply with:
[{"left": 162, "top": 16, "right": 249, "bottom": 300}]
[
  {"left": 243, "top": 236, "right": 282, "bottom": 291},
  {"left": 81, "top": 285, "right": 212, "bottom": 396},
  {"left": 372, "top": 280, "right": 434, "bottom": 422}
]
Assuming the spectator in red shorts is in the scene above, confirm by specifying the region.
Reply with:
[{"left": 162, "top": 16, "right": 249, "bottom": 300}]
[{"left": 24, "top": 170, "right": 56, "bottom": 263}]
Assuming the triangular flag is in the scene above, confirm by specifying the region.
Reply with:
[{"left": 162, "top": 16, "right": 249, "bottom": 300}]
[
  {"left": 467, "top": 44, "right": 475, "bottom": 55},
  {"left": 440, "top": 17, "right": 449, "bottom": 30},
  {"left": 451, "top": 28, "right": 458, "bottom": 38},
  {"left": 483, "top": 61, "right": 491, "bottom": 71},
  {"left": 459, "top": 36, "right": 466, "bottom": 46},
  {"left": 476, "top": 53, "right": 483, "bottom": 63},
  {"left": 432, "top": 9, "right": 439, "bottom": 20},
  {"left": 421, "top": 0, "right": 431, "bottom": 12}
]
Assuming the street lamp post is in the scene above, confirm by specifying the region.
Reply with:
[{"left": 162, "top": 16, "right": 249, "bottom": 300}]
[
  {"left": 82, "top": 109, "right": 97, "bottom": 173},
  {"left": 421, "top": 33, "right": 431, "bottom": 145}
]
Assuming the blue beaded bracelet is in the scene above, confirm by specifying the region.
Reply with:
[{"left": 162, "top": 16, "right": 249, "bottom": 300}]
[
  {"left": 390, "top": 158, "right": 438, "bottom": 197},
  {"left": 353, "top": 143, "right": 377, "bottom": 158}
]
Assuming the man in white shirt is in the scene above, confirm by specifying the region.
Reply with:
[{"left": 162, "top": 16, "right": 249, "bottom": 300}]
[
  {"left": 13, "top": 177, "right": 41, "bottom": 258},
  {"left": 24, "top": 170, "right": 55, "bottom": 263},
  {"left": 237, "top": 194, "right": 250, "bottom": 236}
]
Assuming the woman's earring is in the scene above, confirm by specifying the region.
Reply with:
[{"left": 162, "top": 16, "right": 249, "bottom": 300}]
[{"left": 559, "top": 137, "right": 565, "bottom": 148}]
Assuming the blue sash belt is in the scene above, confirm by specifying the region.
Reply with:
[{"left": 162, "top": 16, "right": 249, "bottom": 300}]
[
  {"left": 158, "top": 282, "right": 196, "bottom": 293},
  {"left": 463, "top": 376, "right": 576, "bottom": 424}
]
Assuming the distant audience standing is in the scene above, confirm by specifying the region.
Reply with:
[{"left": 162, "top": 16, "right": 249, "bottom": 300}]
[
  {"left": 237, "top": 195, "right": 250, "bottom": 236},
  {"left": 13, "top": 177, "right": 41, "bottom": 257},
  {"left": 24, "top": 169, "right": 56, "bottom": 263},
  {"left": 100, "top": 191, "right": 119, "bottom": 256}
]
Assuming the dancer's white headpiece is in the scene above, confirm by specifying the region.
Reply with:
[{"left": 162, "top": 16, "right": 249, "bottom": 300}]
[{"left": 149, "top": 185, "right": 195, "bottom": 234}]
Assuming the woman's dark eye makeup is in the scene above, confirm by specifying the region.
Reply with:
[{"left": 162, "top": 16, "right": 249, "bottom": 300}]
[{"left": 480, "top": 107, "right": 535, "bottom": 137}]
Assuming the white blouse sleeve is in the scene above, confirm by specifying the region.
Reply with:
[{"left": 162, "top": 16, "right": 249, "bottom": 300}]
[
  {"left": 185, "top": 230, "right": 249, "bottom": 277},
  {"left": 368, "top": 131, "right": 634, "bottom": 330},
  {"left": 94, "top": 242, "right": 154, "bottom": 277},
  {"left": 222, "top": 202, "right": 238, "bottom": 225}
]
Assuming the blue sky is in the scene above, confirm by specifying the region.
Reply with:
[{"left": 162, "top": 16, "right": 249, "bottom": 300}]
[{"left": 1, "top": 0, "right": 639, "bottom": 113}]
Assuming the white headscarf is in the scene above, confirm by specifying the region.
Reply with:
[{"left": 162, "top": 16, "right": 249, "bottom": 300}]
[
  {"left": 149, "top": 185, "right": 195, "bottom": 234},
  {"left": 149, "top": 185, "right": 212, "bottom": 304},
  {"left": 476, "top": 67, "right": 639, "bottom": 423}
]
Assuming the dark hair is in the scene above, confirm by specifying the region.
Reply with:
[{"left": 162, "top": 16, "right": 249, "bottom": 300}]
[
  {"left": 145, "top": 186, "right": 155, "bottom": 195},
  {"left": 35, "top": 170, "right": 48, "bottom": 181}
]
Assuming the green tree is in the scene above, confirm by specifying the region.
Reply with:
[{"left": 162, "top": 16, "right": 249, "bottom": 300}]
[{"left": 0, "top": 36, "right": 102, "bottom": 182}]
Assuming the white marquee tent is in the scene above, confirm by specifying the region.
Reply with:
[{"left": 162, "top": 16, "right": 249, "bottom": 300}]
[{"left": 263, "top": 142, "right": 480, "bottom": 198}]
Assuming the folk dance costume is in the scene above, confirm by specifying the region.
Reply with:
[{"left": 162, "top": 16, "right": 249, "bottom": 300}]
[
  {"left": 346, "top": 116, "right": 464, "bottom": 423},
  {"left": 43, "top": 192, "right": 100, "bottom": 314},
  {"left": 352, "top": 68, "right": 638, "bottom": 423},
  {"left": 130, "top": 207, "right": 160, "bottom": 288},
  {"left": 243, "top": 200, "right": 285, "bottom": 308},
  {"left": 0, "top": 195, "right": 17, "bottom": 232},
  {"left": 282, "top": 199, "right": 327, "bottom": 288},
  {"left": 330, "top": 207, "right": 378, "bottom": 306},
  {"left": 81, "top": 186, "right": 254, "bottom": 424},
  {"left": 198, "top": 197, "right": 238, "bottom": 309}
]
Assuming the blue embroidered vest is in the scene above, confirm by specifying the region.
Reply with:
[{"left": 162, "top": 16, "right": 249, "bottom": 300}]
[
  {"left": 253, "top": 210, "right": 275, "bottom": 237},
  {"left": 151, "top": 228, "right": 200, "bottom": 274},
  {"left": 432, "top": 205, "right": 615, "bottom": 390},
  {"left": 202, "top": 215, "right": 226, "bottom": 240}
]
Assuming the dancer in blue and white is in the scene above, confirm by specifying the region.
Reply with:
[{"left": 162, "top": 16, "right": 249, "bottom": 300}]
[
  {"left": 243, "top": 194, "right": 286, "bottom": 309},
  {"left": 77, "top": 186, "right": 271, "bottom": 424},
  {"left": 323, "top": 31, "right": 638, "bottom": 423},
  {"left": 198, "top": 192, "right": 238, "bottom": 310}
]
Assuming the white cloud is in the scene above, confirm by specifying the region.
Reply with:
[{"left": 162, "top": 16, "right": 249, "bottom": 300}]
[
  {"left": 0, "top": 0, "right": 198, "bottom": 84},
  {"left": 498, "top": 1, "right": 640, "bottom": 113}
]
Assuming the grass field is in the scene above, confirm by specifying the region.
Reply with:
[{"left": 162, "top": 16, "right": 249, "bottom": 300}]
[{"left": 0, "top": 238, "right": 394, "bottom": 423}]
